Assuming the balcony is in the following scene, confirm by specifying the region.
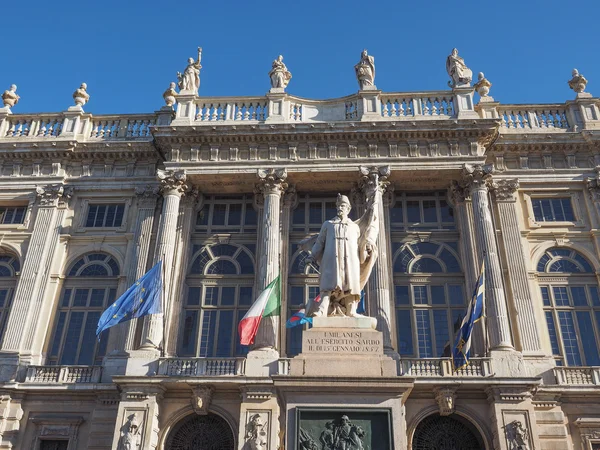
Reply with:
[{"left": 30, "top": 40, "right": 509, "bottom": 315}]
[
  {"left": 554, "top": 367, "right": 600, "bottom": 386},
  {"left": 157, "top": 357, "right": 246, "bottom": 376},
  {"left": 24, "top": 365, "right": 102, "bottom": 384},
  {"left": 399, "top": 358, "right": 492, "bottom": 378}
]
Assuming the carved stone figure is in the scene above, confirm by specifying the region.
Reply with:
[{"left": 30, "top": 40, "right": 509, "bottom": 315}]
[
  {"left": 434, "top": 387, "right": 457, "bottom": 416},
  {"left": 163, "top": 82, "right": 178, "bottom": 107},
  {"left": 1, "top": 85, "right": 19, "bottom": 109},
  {"left": 568, "top": 68, "right": 588, "bottom": 93},
  {"left": 191, "top": 385, "right": 214, "bottom": 415},
  {"left": 269, "top": 55, "right": 292, "bottom": 90},
  {"left": 177, "top": 47, "right": 202, "bottom": 93},
  {"left": 73, "top": 83, "right": 90, "bottom": 107},
  {"left": 474, "top": 72, "right": 492, "bottom": 98},
  {"left": 320, "top": 421, "right": 335, "bottom": 450},
  {"left": 120, "top": 413, "right": 140, "bottom": 450},
  {"left": 300, "top": 415, "right": 364, "bottom": 450},
  {"left": 302, "top": 189, "right": 379, "bottom": 318},
  {"left": 245, "top": 414, "right": 267, "bottom": 450},
  {"left": 354, "top": 50, "right": 375, "bottom": 90},
  {"left": 446, "top": 48, "right": 473, "bottom": 88},
  {"left": 299, "top": 428, "right": 319, "bottom": 450},
  {"left": 508, "top": 420, "right": 530, "bottom": 450}
]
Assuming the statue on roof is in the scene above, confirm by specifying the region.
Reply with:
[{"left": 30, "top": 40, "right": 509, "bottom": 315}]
[
  {"left": 354, "top": 49, "right": 376, "bottom": 90},
  {"left": 568, "top": 68, "right": 588, "bottom": 94},
  {"left": 269, "top": 55, "right": 292, "bottom": 91},
  {"left": 446, "top": 48, "right": 472, "bottom": 88},
  {"left": 177, "top": 47, "right": 202, "bottom": 94},
  {"left": 1, "top": 85, "right": 19, "bottom": 110},
  {"left": 73, "top": 83, "right": 90, "bottom": 107}
]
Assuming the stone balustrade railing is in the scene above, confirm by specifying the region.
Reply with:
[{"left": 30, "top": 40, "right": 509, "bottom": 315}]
[
  {"left": 24, "top": 365, "right": 102, "bottom": 383},
  {"left": 380, "top": 92, "right": 455, "bottom": 119},
  {"left": 497, "top": 105, "right": 571, "bottom": 132},
  {"left": 195, "top": 97, "right": 269, "bottom": 122},
  {"left": 554, "top": 366, "right": 600, "bottom": 385},
  {"left": 157, "top": 357, "right": 246, "bottom": 376},
  {"left": 399, "top": 357, "right": 492, "bottom": 377}
]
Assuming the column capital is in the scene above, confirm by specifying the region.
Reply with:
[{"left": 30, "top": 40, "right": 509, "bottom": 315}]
[
  {"left": 157, "top": 169, "right": 188, "bottom": 197},
  {"left": 255, "top": 168, "right": 288, "bottom": 197},
  {"left": 283, "top": 184, "right": 298, "bottom": 209},
  {"left": 35, "top": 183, "right": 73, "bottom": 208},
  {"left": 357, "top": 165, "right": 391, "bottom": 197},
  {"left": 461, "top": 163, "right": 494, "bottom": 191},
  {"left": 586, "top": 167, "right": 600, "bottom": 201},
  {"left": 135, "top": 184, "right": 160, "bottom": 208},
  {"left": 491, "top": 178, "right": 520, "bottom": 202},
  {"left": 448, "top": 180, "right": 469, "bottom": 205}
]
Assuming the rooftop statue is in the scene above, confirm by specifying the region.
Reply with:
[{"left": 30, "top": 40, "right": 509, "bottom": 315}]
[
  {"left": 446, "top": 48, "right": 472, "bottom": 88},
  {"left": 568, "top": 68, "right": 588, "bottom": 94},
  {"left": 1, "top": 85, "right": 20, "bottom": 109},
  {"left": 269, "top": 55, "right": 292, "bottom": 91},
  {"left": 73, "top": 83, "right": 90, "bottom": 107},
  {"left": 177, "top": 47, "right": 202, "bottom": 94},
  {"left": 163, "top": 82, "right": 178, "bottom": 107},
  {"left": 354, "top": 49, "right": 376, "bottom": 90},
  {"left": 302, "top": 190, "right": 379, "bottom": 318}
]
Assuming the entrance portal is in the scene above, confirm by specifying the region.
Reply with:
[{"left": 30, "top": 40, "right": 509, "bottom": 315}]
[
  {"left": 412, "top": 413, "right": 485, "bottom": 450},
  {"left": 165, "top": 414, "right": 235, "bottom": 450}
]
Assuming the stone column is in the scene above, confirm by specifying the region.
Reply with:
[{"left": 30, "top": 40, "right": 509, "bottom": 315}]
[
  {"left": 165, "top": 189, "right": 199, "bottom": 356},
  {"left": 279, "top": 187, "right": 297, "bottom": 356},
  {"left": 357, "top": 166, "right": 396, "bottom": 355},
  {"left": 460, "top": 164, "right": 513, "bottom": 350},
  {"left": 0, "top": 184, "right": 72, "bottom": 367},
  {"left": 252, "top": 168, "right": 287, "bottom": 352},
  {"left": 140, "top": 170, "right": 189, "bottom": 351},
  {"left": 491, "top": 179, "right": 543, "bottom": 354}
]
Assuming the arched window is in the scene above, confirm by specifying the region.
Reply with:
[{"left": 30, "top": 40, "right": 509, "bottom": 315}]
[
  {"left": 48, "top": 253, "right": 120, "bottom": 365},
  {"left": 181, "top": 243, "right": 255, "bottom": 357},
  {"left": 165, "top": 413, "right": 234, "bottom": 450},
  {"left": 538, "top": 247, "right": 600, "bottom": 366},
  {"left": 0, "top": 253, "right": 19, "bottom": 345},
  {"left": 393, "top": 241, "right": 465, "bottom": 357},
  {"left": 412, "top": 414, "right": 485, "bottom": 450}
]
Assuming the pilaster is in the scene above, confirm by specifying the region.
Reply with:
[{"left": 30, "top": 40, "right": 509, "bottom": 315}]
[
  {"left": 0, "top": 184, "right": 72, "bottom": 376},
  {"left": 140, "top": 170, "right": 189, "bottom": 351},
  {"left": 280, "top": 187, "right": 297, "bottom": 357},
  {"left": 357, "top": 166, "right": 396, "bottom": 356},
  {"left": 247, "top": 168, "right": 287, "bottom": 374},
  {"left": 88, "top": 393, "right": 120, "bottom": 450},
  {"left": 491, "top": 179, "right": 544, "bottom": 356},
  {"left": 238, "top": 386, "right": 280, "bottom": 450}
]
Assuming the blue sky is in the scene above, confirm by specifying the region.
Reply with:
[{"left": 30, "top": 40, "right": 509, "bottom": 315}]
[{"left": 1, "top": 0, "right": 598, "bottom": 114}]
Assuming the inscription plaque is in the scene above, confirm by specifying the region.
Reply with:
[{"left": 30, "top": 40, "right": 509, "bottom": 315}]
[{"left": 301, "top": 329, "right": 384, "bottom": 355}]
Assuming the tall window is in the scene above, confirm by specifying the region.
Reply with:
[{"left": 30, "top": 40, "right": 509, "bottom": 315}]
[
  {"left": 389, "top": 191, "right": 455, "bottom": 231},
  {"left": 538, "top": 247, "right": 600, "bottom": 366},
  {"left": 181, "top": 243, "right": 255, "bottom": 357},
  {"left": 0, "top": 253, "right": 19, "bottom": 345},
  {"left": 48, "top": 253, "right": 119, "bottom": 365},
  {"left": 196, "top": 195, "right": 257, "bottom": 234},
  {"left": 393, "top": 241, "right": 465, "bottom": 357},
  {"left": 531, "top": 198, "right": 575, "bottom": 222}
]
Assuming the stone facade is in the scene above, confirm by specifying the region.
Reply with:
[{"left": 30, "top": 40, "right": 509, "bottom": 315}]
[{"left": 0, "top": 60, "right": 599, "bottom": 450}]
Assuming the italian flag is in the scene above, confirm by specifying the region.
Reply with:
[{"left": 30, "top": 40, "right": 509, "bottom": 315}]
[{"left": 238, "top": 275, "right": 280, "bottom": 346}]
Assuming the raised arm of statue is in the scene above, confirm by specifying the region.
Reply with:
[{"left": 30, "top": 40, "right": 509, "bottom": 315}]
[{"left": 197, "top": 47, "right": 203, "bottom": 64}]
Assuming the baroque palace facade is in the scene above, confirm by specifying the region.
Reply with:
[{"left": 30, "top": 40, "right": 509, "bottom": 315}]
[{"left": 0, "top": 50, "right": 599, "bottom": 450}]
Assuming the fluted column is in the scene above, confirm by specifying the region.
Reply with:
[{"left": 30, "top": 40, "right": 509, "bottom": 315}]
[
  {"left": 140, "top": 170, "right": 188, "bottom": 350},
  {"left": 165, "top": 189, "right": 199, "bottom": 356},
  {"left": 358, "top": 166, "right": 395, "bottom": 354},
  {"left": 491, "top": 179, "right": 542, "bottom": 353},
  {"left": 280, "top": 186, "right": 297, "bottom": 356},
  {"left": 252, "top": 168, "right": 287, "bottom": 351},
  {"left": 1, "top": 184, "right": 72, "bottom": 358},
  {"left": 461, "top": 164, "right": 513, "bottom": 350}
]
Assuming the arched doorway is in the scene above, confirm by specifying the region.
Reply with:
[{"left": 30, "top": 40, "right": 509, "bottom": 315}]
[
  {"left": 412, "top": 413, "right": 485, "bottom": 450},
  {"left": 165, "top": 414, "right": 235, "bottom": 450}
]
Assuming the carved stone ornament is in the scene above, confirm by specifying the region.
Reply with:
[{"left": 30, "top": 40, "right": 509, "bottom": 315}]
[
  {"left": 434, "top": 387, "right": 457, "bottom": 416},
  {"left": 269, "top": 55, "right": 292, "bottom": 90},
  {"left": 191, "top": 385, "right": 214, "bottom": 415},
  {"left": 163, "top": 82, "right": 178, "bottom": 107},
  {"left": 491, "top": 179, "right": 520, "bottom": 202},
  {"left": 245, "top": 414, "right": 267, "bottom": 450},
  {"left": 2, "top": 84, "right": 19, "bottom": 109},
  {"left": 446, "top": 48, "right": 473, "bottom": 88},
  {"left": 255, "top": 168, "right": 288, "bottom": 196},
  {"left": 354, "top": 49, "right": 376, "bottom": 90},
  {"left": 157, "top": 169, "right": 189, "bottom": 196},
  {"left": 448, "top": 180, "right": 469, "bottom": 205},
  {"left": 461, "top": 163, "right": 494, "bottom": 190},
  {"left": 506, "top": 420, "right": 530, "bottom": 450},
  {"left": 299, "top": 414, "right": 365, "bottom": 450},
  {"left": 587, "top": 167, "right": 600, "bottom": 201},
  {"left": 474, "top": 72, "right": 492, "bottom": 99},
  {"left": 357, "top": 165, "right": 391, "bottom": 198},
  {"left": 35, "top": 184, "right": 74, "bottom": 207},
  {"left": 73, "top": 83, "right": 90, "bottom": 107},
  {"left": 119, "top": 413, "right": 141, "bottom": 450},
  {"left": 568, "top": 68, "right": 588, "bottom": 94}
]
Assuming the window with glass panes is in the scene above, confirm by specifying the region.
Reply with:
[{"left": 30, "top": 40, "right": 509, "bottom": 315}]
[
  {"left": 85, "top": 204, "right": 125, "bottom": 228},
  {"left": 0, "top": 254, "right": 19, "bottom": 346},
  {"left": 0, "top": 206, "right": 26, "bottom": 225},
  {"left": 48, "top": 253, "right": 119, "bottom": 365},
  {"left": 531, "top": 197, "right": 575, "bottom": 222},
  {"left": 393, "top": 241, "right": 465, "bottom": 357},
  {"left": 389, "top": 191, "right": 455, "bottom": 231},
  {"left": 196, "top": 195, "right": 257, "bottom": 234},
  {"left": 538, "top": 248, "right": 600, "bottom": 366},
  {"left": 182, "top": 243, "right": 255, "bottom": 357}
]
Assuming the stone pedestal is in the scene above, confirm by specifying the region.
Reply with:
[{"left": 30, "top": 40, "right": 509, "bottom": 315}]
[{"left": 290, "top": 325, "right": 397, "bottom": 377}]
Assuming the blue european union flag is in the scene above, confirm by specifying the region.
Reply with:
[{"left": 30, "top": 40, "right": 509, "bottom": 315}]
[
  {"left": 452, "top": 262, "right": 485, "bottom": 370},
  {"left": 96, "top": 261, "right": 163, "bottom": 337}
]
